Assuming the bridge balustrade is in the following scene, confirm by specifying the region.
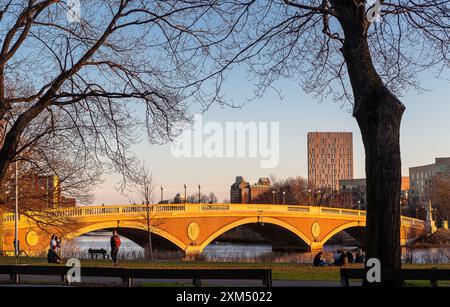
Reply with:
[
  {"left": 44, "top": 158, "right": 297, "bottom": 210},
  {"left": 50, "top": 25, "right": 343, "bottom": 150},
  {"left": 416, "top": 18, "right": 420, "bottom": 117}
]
[
  {"left": 155, "top": 204, "right": 185, "bottom": 212},
  {"left": 287, "top": 206, "right": 310, "bottom": 213},
  {"left": 121, "top": 206, "right": 149, "bottom": 214},
  {"left": 201, "top": 204, "right": 230, "bottom": 211},
  {"left": 401, "top": 216, "right": 425, "bottom": 227},
  {"left": 1, "top": 204, "right": 425, "bottom": 229}
]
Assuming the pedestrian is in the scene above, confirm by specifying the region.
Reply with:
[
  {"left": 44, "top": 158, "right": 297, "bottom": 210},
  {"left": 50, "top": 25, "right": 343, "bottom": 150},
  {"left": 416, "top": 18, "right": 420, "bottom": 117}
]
[
  {"left": 50, "top": 234, "right": 57, "bottom": 250},
  {"left": 346, "top": 250, "right": 354, "bottom": 264},
  {"left": 355, "top": 248, "right": 365, "bottom": 263},
  {"left": 110, "top": 229, "right": 121, "bottom": 265},
  {"left": 339, "top": 250, "right": 347, "bottom": 266},
  {"left": 333, "top": 249, "right": 342, "bottom": 266},
  {"left": 47, "top": 234, "right": 62, "bottom": 264}
]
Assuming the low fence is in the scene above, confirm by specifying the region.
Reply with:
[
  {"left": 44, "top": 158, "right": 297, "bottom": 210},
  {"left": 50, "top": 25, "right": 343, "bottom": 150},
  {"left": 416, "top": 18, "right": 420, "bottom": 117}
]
[
  {"left": 0, "top": 265, "right": 272, "bottom": 287},
  {"left": 340, "top": 268, "right": 450, "bottom": 287}
]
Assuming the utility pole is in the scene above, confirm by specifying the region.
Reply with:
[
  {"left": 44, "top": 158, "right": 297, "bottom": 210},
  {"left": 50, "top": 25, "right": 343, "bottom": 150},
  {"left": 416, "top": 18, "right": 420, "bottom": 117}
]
[
  {"left": 14, "top": 160, "right": 19, "bottom": 257},
  {"left": 145, "top": 186, "right": 153, "bottom": 260}
]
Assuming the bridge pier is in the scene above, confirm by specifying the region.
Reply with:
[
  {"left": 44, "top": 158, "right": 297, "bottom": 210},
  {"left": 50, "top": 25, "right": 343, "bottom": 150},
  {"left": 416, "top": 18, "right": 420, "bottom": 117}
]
[
  {"left": 184, "top": 246, "right": 203, "bottom": 260},
  {"left": 309, "top": 242, "right": 323, "bottom": 253}
]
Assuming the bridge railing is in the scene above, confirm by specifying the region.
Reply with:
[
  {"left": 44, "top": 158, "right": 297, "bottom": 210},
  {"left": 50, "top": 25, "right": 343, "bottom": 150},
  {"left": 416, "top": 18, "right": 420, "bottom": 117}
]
[
  {"left": 401, "top": 216, "right": 425, "bottom": 227},
  {"left": 1, "top": 203, "right": 424, "bottom": 226},
  {"left": 0, "top": 203, "right": 368, "bottom": 220}
]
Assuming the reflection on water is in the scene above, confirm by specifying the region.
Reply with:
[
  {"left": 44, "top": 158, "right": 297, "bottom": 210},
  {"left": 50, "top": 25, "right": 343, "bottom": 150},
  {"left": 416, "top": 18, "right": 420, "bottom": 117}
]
[{"left": 65, "top": 232, "right": 449, "bottom": 264}]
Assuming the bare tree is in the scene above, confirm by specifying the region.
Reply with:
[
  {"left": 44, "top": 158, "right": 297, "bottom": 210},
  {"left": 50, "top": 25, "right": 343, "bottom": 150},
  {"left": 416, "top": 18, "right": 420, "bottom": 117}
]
[
  {"left": 0, "top": 1, "right": 224, "bottom": 192},
  {"left": 428, "top": 177, "right": 450, "bottom": 222},
  {"left": 0, "top": 123, "right": 100, "bottom": 240},
  {"left": 147, "top": 0, "right": 447, "bottom": 275},
  {"left": 253, "top": 176, "right": 310, "bottom": 205},
  {"left": 207, "top": 192, "right": 218, "bottom": 204},
  {"left": 130, "top": 163, "right": 156, "bottom": 259}
]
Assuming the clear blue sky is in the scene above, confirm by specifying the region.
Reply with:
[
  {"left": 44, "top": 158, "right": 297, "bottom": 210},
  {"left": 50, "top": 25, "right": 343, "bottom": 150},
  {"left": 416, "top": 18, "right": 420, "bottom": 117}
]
[{"left": 93, "top": 70, "right": 450, "bottom": 204}]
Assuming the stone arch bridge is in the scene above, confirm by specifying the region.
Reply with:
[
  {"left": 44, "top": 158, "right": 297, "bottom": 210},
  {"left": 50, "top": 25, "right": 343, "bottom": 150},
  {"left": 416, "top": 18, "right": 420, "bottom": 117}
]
[{"left": 0, "top": 204, "right": 426, "bottom": 256}]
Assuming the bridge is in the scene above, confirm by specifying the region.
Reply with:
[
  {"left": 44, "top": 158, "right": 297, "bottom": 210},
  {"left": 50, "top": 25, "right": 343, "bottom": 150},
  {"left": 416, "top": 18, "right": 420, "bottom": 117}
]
[{"left": 0, "top": 204, "right": 427, "bottom": 257}]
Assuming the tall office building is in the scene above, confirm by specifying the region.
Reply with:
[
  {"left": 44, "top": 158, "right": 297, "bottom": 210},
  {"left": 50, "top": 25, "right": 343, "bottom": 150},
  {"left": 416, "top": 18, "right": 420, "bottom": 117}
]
[{"left": 308, "top": 132, "right": 353, "bottom": 191}]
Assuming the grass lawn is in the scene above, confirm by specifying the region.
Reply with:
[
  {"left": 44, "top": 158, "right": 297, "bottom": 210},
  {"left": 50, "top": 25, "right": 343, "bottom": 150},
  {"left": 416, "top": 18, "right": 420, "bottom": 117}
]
[{"left": 1, "top": 256, "right": 449, "bottom": 283}]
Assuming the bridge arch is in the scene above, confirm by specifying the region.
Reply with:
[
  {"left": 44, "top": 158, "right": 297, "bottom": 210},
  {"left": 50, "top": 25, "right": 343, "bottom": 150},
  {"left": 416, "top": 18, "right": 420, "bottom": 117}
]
[
  {"left": 199, "top": 217, "right": 313, "bottom": 251},
  {"left": 319, "top": 221, "right": 366, "bottom": 247},
  {"left": 65, "top": 220, "right": 188, "bottom": 252}
]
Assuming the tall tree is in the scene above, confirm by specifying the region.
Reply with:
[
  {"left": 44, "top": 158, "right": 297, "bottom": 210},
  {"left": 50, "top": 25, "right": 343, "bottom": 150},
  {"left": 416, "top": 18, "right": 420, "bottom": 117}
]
[{"left": 173, "top": 0, "right": 447, "bottom": 276}]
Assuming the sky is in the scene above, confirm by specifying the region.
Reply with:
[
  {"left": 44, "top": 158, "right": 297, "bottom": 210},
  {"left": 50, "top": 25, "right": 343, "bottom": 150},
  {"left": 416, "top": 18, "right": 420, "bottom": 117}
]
[{"left": 93, "top": 71, "right": 450, "bottom": 205}]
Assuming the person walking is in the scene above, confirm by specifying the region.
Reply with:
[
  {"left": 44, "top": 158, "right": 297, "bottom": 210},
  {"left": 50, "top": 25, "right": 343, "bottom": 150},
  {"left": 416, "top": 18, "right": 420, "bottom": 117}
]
[{"left": 110, "top": 230, "right": 121, "bottom": 265}]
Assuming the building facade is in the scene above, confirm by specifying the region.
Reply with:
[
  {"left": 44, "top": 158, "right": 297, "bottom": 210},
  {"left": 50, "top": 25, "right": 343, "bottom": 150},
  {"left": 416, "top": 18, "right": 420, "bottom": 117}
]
[
  {"left": 308, "top": 132, "right": 353, "bottom": 191},
  {"left": 338, "top": 177, "right": 410, "bottom": 210},
  {"left": 409, "top": 157, "right": 450, "bottom": 202},
  {"left": 2, "top": 174, "right": 76, "bottom": 209},
  {"left": 230, "top": 176, "right": 271, "bottom": 204}
]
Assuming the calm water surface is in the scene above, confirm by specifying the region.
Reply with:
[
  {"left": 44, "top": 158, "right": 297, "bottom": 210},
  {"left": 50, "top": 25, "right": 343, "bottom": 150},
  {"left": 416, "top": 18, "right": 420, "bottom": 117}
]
[{"left": 64, "top": 232, "right": 449, "bottom": 264}]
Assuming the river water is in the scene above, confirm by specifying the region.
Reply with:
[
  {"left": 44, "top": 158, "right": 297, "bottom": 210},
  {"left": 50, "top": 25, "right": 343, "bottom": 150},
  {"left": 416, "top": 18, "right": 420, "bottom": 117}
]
[{"left": 63, "top": 232, "right": 449, "bottom": 264}]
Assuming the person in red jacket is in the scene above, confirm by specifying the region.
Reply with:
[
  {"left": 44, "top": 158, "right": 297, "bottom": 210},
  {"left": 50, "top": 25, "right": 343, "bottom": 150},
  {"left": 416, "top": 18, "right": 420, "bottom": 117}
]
[{"left": 110, "top": 229, "right": 121, "bottom": 265}]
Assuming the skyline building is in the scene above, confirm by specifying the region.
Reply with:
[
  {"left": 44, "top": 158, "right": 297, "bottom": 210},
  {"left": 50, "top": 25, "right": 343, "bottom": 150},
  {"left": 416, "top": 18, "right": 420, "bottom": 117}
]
[{"left": 308, "top": 132, "right": 354, "bottom": 191}]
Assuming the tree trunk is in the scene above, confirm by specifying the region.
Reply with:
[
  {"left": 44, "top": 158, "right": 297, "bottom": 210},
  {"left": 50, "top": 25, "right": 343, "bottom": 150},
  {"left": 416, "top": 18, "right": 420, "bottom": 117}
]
[{"left": 341, "top": 35, "right": 405, "bottom": 283}]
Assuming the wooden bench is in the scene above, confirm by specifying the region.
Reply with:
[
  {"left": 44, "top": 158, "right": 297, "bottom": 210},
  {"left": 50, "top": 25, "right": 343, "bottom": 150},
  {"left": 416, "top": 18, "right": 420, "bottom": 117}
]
[
  {"left": 88, "top": 248, "right": 109, "bottom": 259},
  {"left": 0, "top": 265, "right": 272, "bottom": 287},
  {"left": 341, "top": 268, "right": 450, "bottom": 287}
]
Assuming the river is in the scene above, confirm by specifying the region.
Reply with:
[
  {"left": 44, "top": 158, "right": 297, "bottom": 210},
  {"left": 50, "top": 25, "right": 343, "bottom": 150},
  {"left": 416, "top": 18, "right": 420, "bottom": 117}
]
[{"left": 63, "top": 232, "right": 449, "bottom": 264}]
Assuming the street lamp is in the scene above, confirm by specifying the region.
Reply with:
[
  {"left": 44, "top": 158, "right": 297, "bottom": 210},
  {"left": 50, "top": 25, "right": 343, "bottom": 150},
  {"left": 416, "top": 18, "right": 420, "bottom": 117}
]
[
  {"left": 184, "top": 184, "right": 187, "bottom": 203},
  {"left": 160, "top": 186, "right": 163, "bottom": 203},
  {"left": 14, "top": 159, "right": 19, "bottom": 257},
  {"left": 272, "top": 190, "right": 276, "bottom": 204},
  {"left": 307, "top": 189, "right": 312, "bottom": 206},
  {"left": 357, "top": 200, "right": 361, "bottom": 211},
  {"left": 198, "top": 184, "right": 201, "bottom": 203},
  {"left": 282, "top": 191, "right": 286, "bottom": 205},
  {"left": 317, "top": 190, "right": 322, "bottom": 206}
]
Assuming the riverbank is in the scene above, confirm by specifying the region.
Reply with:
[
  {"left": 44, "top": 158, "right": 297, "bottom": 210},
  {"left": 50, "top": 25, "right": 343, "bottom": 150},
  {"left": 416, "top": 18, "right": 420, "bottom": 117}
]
[{"left": 414, "top": 229, "right": 450, "bottom": 248}]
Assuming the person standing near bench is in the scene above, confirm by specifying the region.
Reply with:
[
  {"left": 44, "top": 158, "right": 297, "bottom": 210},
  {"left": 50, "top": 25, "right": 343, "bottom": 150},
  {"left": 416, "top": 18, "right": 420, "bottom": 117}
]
[{"left": 110, "top": 230, "right": 121, "bottom": 265}]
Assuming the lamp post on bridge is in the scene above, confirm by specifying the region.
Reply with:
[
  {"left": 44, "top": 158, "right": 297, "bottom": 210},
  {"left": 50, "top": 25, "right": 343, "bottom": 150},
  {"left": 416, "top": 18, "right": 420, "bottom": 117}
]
[
  {"left": 160, "top": 186, "right": 163, "bottom": 203},
  {"left": 184, "top": 184, "right": 187, "bottom": 204},
  {"left": 282, "top": 191, "right": 286, "bottom": 205},
  {"left": 316, "top": 190, "right": 322, "bottom": 206},
  {"left": 198, "top": 184, "right": 201, "bottom": 203},
  {"left": 272, "top": 190, "right": 276, "bottom": 204}
]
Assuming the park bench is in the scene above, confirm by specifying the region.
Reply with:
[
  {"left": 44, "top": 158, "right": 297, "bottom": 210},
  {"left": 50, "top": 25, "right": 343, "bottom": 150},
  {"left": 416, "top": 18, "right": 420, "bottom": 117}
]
[
  {"left": 0, "top": 265, "right": 272, "bottom": 287},
  {"left": 87, "top": 248, "right": 109, "bottom": 259},
  {"left": 340, "top": 268, "right": 450, "bottom": 287}
]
